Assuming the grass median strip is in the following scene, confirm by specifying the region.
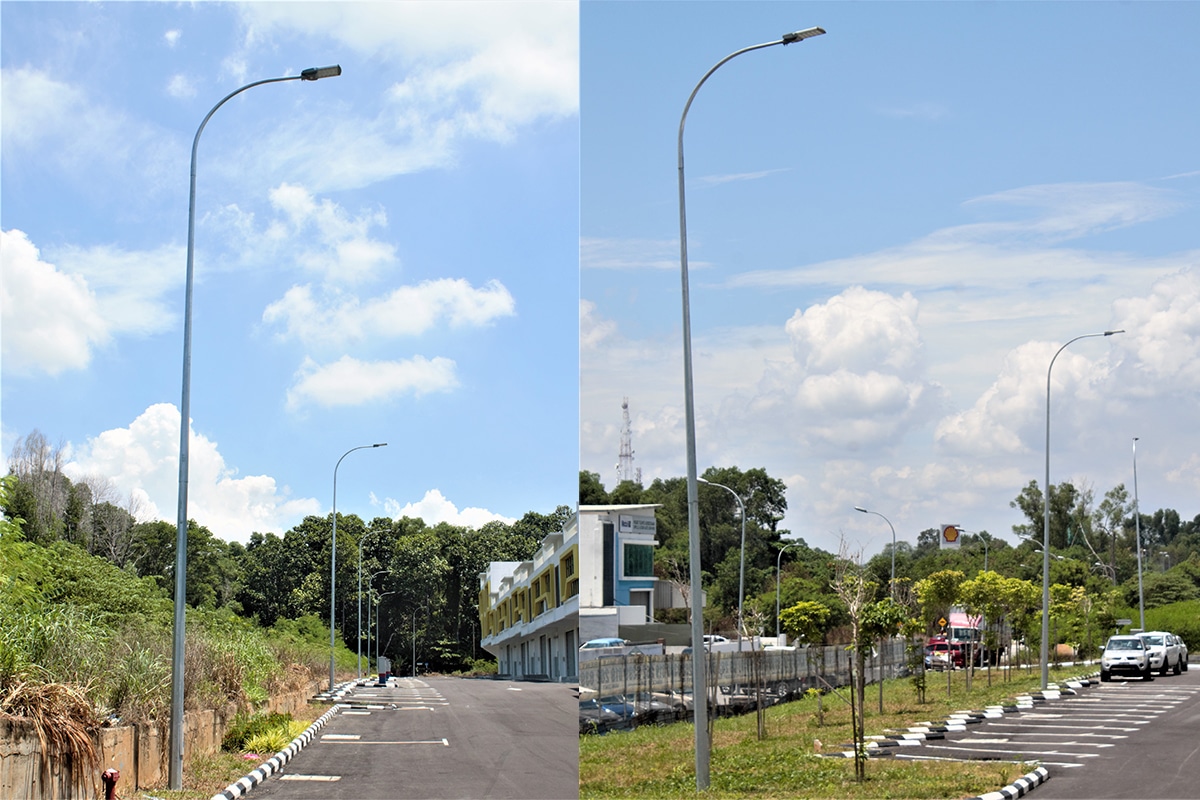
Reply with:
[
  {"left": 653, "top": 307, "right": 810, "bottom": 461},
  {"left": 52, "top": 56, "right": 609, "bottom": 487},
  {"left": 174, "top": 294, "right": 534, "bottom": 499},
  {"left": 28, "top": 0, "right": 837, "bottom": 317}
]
[{"left": 581, "top": 665, "right": 1093, "bottom": 799}]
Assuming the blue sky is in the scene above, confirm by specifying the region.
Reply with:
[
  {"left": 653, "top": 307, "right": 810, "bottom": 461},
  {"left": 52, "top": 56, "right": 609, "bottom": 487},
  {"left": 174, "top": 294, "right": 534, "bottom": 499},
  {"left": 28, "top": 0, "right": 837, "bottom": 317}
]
[
  {"left": 581, "top": 2, "right": 1200, "bottom": 557},
  {"left": 2, "top": 1, "right": 579, "bottom": 542}
]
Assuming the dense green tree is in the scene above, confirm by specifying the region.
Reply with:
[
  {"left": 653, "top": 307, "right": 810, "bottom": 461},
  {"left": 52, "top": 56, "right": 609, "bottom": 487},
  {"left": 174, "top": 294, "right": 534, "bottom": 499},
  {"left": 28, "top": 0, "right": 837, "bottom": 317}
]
[{"left": 579, "top": 471, "right": 608, "bottom": 505}]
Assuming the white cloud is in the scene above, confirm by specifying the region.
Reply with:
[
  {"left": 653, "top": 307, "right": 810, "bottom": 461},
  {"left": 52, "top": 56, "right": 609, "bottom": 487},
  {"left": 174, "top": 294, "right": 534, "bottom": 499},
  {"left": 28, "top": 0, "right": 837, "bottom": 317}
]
[
  {"left": 1, "top": 230, "right": 109, "bottom": 375},
  {"left": 266, "top": 183, "right": 395, "bottom": 284},
  {"left": 580, "top": 300, "right": 617, "bottom": 349},
  {"left": 164, "top": 29, "right": 181, "bottom": 47},
  {"left": 263, "top": 278, "right": 516, "bottom": 350},
  {"left": 232, "top": 2, "right": 577, "bottom": 191},
  {"left": 166, "top": 74, "right": 196, "bottom": 99},
  {"left": 0, "top": 229, "right": 184, "bottom": 376},
  {"left": 63, "top": 403, "right": 320, "bottom": 543},
  {"left": 1111, "top": 268, "right": 1200, "bottom": 390},
  {"left": 0, "top": 67, "right": 178, "bottom": 193},
  {"left": 581, "top": 237, "right": 696, "bottom": 271},
  {"left": 286, "top": 355, "right": 459, "bottom": 410},
  {"left": 382, "top": 488, "right": 515, "bottom": 528}
]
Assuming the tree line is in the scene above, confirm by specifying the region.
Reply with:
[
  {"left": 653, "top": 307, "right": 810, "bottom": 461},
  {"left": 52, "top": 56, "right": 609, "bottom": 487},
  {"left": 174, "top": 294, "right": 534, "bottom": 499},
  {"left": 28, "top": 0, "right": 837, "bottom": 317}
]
[
  {"left": 580, "top": 466, "right": 1200, "bottom": 643},
  {"left": 3, "top": 430, "right": 570, "bottom": 673}
]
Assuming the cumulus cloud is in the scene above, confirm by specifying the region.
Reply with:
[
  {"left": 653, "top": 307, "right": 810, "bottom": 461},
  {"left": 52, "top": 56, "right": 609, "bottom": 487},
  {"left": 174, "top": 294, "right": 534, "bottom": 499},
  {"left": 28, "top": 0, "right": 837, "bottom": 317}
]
[
  {"left": 0, "top": 229, "right": 184, "bottom": 376},
  {"left": 263, "top": 278, "right": 516, "bottom": 350},
  {"left": 742, "top": 287, "right": 945, "bottom": 451},
  {"left": 164, "top": 29, "right": 181, "bottom": 47},
  {"left": 1111, "top": 268, "right": 1200, "bottom": 391},
  {"left": 286, "top": 355, "right": 459, "bottom": 410},
  {"left": 63, "top": 403, "right": 320, "bottom": 542},
  {"left": 1, "top": 229, "right": 109, "bottom": 375},
  {"left": 381, "top": 488, "right": 515, "bottom": 528}
]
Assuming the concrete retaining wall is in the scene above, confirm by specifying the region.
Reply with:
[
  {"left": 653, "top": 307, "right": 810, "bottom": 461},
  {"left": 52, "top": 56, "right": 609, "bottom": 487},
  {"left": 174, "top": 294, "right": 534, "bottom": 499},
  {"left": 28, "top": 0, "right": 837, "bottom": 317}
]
[{"left": 0, "top": 683, "right": 321, "bottom": 800}]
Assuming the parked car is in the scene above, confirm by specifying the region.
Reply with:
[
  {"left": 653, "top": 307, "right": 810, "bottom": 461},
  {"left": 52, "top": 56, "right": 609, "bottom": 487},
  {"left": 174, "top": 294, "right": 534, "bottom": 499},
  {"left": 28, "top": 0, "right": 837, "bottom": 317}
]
[
  {"left": 1101, "top": 634, "right": 1153, "bottom": 681},
  {"left": 579, "top": 637, "right": 630, "bottom": 650},
  {"left": 1138, "top": 631, "right": 1182, "bottom": 675},
  {"left": 1173, "top": 633, "right": 1189, "bottom": 671}
]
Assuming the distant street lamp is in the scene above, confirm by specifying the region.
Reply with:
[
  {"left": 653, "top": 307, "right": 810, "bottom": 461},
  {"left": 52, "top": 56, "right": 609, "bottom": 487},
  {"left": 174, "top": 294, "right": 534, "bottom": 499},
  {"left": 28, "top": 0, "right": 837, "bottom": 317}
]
[
  {"left": 855, "top": 506, "right": 896, "bottom": 597},
  {"left": 330, "top": 443, "right": 387, "bottom": 691},
  {"left": 698, "top": 478, "right": 747, "bottom": 649},
  {"left": 376, "top": 590, "right": 397, "bottom": 671},
  {"left": 959, "top": 529, "right": 988, "bottom": 572},
  {"left": 676, "top": 27, "right": 825, "bottom": 789},
  {"left": 1041, "top": 329, "right": 1123, "bottom": 689},
  {"left": 168, "top": 63, "right": 341, "bottom": 791},
  {"left": 775, "top": 541, "right": 802, "bottom": 640},
  {"left": 360, "top": 567, "right": 387, "bottom": 680},
  {"left": 1132, "top": 437, "right": 1145, "bottom": 631}
]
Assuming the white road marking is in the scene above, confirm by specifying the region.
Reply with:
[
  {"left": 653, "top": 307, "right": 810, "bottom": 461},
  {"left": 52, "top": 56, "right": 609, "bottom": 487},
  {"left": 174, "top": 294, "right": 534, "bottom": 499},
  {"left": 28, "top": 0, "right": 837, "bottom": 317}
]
[
  {"left": 280, "top": 775, "right": 342, "bottom": 781},
  {"left": 321, "top": 734, "right": 361, "bottom": 740},
  {"left": 326, "top": 738, "right": 450, "bottom": 746}
]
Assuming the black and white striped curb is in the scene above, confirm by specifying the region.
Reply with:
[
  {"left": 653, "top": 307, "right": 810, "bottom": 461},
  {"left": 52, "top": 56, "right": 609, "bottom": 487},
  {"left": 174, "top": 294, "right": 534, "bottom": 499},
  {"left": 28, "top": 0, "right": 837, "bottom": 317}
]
[
  {"left": 968, "top": 765, "right": 1049, "bottom": 800},
  {"left": 824, "top": 674, "right": 1097, "bottom": 757},
  {"left": 312, "top": 678, "right": 359, "bottom": 703},
  {"left": 209, "top": 702, "right": 343, "bottom": 800}
]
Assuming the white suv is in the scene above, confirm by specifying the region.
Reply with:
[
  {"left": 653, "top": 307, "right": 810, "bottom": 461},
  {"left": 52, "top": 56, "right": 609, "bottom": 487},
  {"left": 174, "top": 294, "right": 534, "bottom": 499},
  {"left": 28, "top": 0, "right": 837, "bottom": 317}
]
[
  {"left": 1139, "top": 631, "right": 1182, "bottom": 676},
  {"left": 1100, "top": 635, "right": 1153, "bottom": 682}
]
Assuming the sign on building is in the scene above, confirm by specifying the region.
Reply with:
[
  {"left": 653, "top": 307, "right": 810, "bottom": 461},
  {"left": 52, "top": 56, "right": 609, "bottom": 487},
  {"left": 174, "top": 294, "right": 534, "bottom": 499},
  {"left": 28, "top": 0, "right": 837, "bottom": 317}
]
[{"left": 618, "top": 514, "right": 656, "bottom": 535}]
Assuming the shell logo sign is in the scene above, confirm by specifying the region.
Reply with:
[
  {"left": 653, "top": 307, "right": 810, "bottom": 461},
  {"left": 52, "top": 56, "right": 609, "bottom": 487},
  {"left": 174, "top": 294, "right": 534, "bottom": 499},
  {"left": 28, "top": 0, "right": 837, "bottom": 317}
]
[{"left": 939, "top": 524, "right": 961, "bottom": 549}]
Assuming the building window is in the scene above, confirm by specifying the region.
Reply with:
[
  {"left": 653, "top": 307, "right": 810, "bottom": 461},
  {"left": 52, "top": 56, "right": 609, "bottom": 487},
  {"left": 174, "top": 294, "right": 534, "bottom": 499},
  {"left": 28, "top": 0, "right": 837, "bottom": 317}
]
[{"left": 623, "top": 543, "right": 654, "bottom": 577}]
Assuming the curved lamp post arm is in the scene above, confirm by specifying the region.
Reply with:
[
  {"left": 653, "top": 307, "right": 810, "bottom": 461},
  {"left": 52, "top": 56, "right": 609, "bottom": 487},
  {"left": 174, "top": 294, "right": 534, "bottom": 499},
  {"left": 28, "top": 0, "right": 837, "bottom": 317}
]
[
  {"left": 775, "top": 541, "right": 802, "bottom": 640},
  {"left": 1040, "top": 328, "right": 1123, "bottom": 689},
  {"left": 678, "top": 29, "right": 823, "bottom": 789},
  {"left": 854, "top": 506, "right": 896, "bottom": 597},
  {"left": 170, "top": 65, "right": 341, "bottom": 792},
  {"left": 331, "top": 442, "right": 387, "bottom": 692},
  {"left": 698, "top": 478, "right": 747, "bottom": 647}
]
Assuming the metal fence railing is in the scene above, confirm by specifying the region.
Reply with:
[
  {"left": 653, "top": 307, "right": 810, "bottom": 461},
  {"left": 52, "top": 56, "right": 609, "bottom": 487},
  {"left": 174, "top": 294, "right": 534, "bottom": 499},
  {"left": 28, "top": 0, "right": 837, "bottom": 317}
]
[{"left": 579, "top": 639, "right": 909, "bottom": 733}]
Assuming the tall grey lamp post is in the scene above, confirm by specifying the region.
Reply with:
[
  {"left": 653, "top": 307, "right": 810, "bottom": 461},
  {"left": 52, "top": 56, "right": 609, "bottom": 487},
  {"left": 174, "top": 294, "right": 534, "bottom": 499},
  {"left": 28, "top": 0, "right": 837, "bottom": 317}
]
[
  {"left": 1040, "top": 329, "right": 1123, "bottom": 689},
  {"left": 775, "top": 541, "right": 802, "bottom": 640},
  {"left": 677, "top": 26, "right": 824, "bottom": 788},
  {"left": 855, "top": 506, "right": 896, "bottom": 597},
  {"left": 698, "top": 478, "right": 746, "bottom": 649},
  {"left": 169, "top": 64, "right": 341, "bottom": 791},
  {"left": 330, "top": 443, "right": 387, "bottom": 691},
  {"left": 1132, "top": 437, "right": 1145, "bottom": 631}
]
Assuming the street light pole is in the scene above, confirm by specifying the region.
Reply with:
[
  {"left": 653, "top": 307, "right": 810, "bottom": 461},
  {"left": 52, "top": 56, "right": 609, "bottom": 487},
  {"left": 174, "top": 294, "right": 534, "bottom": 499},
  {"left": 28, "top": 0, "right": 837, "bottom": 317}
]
[
  {"left": 1133, "top": 437, "right": 1145, "bottom": 631},
  {"left": 330, "top": 443, "right": 387, "bottom": 691},
  {"left": 677, "top": 26, "right": 824, "bottom": 788},
  {"left": 376, "top": 590, "right": 397, "bottom": 672},
  {"left": 775, "top": 541, "right": 802, "bottom": 641},
  {"left": 362, "top": 569, "right": 387, "bottom": 679},
  {"left": 854, "top": 506, "right": 896, "bottom": 597},
  {"left": 698, "top": 478, "right": 747, "bottom": 649},
  {"left": 1041, "top": 329, "right": 1123, "bottom": 689},
  {"left": 169, "top": 64, "right": 341, "bottom": 791}
]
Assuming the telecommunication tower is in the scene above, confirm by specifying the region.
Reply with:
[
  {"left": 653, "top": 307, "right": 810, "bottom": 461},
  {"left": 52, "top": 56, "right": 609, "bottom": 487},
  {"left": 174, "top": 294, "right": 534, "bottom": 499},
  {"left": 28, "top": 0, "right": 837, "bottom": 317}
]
[{"left": 616, "top": 397, "right": 641, "bottom": 485}]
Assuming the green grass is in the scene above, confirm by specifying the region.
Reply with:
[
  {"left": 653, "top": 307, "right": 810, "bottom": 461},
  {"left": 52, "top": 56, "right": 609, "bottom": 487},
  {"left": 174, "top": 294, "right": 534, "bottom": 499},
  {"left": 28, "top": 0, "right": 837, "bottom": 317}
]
[{"left": 580, "top": 664, "right": 1090, "bottom": 799}]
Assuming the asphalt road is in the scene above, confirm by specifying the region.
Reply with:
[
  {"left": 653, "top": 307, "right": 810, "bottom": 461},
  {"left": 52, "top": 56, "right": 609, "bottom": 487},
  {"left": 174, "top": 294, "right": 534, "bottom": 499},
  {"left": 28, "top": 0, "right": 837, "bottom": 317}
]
[
  {"left": 889, "top": 667, "right": 1200, "bottom": 799},
  {"left": 252, "top": 676, "right": 579, "bottom": 800}
]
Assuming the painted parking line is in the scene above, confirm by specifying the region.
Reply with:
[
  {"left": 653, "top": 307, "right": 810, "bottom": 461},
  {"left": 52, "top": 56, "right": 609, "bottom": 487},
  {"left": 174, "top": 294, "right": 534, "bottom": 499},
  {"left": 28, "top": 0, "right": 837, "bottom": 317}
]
[
  {"left": 321, "top": 734, "right": 361, "bottom": 740},
  {"left": 324, "top": 738, "right": 450, "bottom": 746},
  {"left": 280, "top": 775, "right": 342, "bottom": 782}
]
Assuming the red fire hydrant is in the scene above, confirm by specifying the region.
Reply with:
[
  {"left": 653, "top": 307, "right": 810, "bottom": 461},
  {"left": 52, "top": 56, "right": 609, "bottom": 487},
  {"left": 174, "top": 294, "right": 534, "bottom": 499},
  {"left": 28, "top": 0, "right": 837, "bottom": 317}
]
[{"left": 101, "top": 768, "right": 119, "bottom": 800}]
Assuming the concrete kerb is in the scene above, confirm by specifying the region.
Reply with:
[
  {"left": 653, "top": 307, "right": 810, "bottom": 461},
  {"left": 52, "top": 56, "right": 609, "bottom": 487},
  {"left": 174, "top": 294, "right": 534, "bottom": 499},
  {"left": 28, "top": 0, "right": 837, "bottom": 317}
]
[
  {"left": 210, "top": 682, "right": 354, "bottom": 800},
  {"left": 969, "top": 766, "right": 1050, "bottom": 800}
]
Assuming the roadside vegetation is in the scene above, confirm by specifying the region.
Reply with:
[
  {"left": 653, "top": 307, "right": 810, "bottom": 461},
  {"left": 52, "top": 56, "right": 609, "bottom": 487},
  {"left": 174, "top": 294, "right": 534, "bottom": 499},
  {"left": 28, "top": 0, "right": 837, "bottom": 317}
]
[{"left": 581, "top": 665, "right": 1090, "bottom": 799}]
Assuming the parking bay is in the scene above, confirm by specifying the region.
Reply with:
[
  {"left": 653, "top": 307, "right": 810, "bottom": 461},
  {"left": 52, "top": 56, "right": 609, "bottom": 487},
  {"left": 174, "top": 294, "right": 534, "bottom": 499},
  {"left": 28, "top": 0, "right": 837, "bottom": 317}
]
[{"left": 889, "top": 679, "right": 1199, "bottom": 769}]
